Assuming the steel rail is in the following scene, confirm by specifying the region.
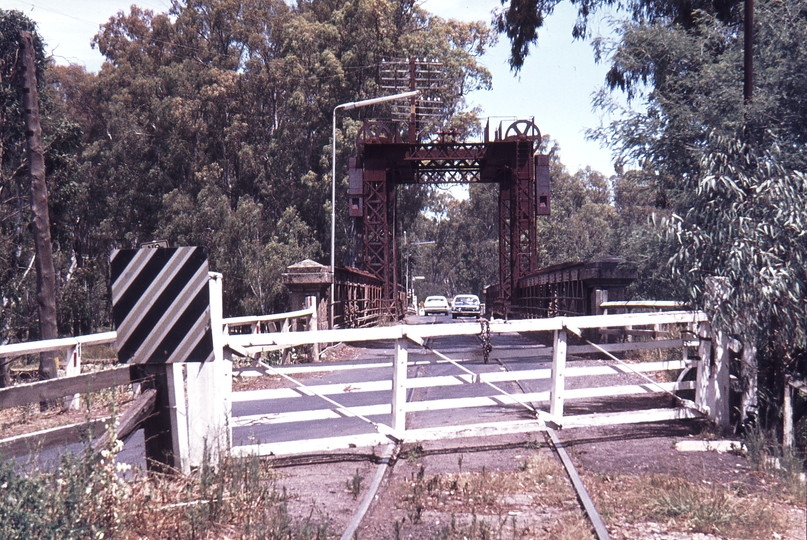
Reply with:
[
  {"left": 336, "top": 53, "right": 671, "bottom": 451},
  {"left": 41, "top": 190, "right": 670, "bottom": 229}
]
[
  {"left": 494, "top": 356, "right": 611, "bottom": 539},
  {"left": 545, "top": 429, "right": 612, "bottom": 540}
]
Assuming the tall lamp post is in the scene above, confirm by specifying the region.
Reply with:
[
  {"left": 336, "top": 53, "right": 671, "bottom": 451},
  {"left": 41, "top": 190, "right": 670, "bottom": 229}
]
[{"left": 331, "top": 90, "right": 418, "bottom": 327}]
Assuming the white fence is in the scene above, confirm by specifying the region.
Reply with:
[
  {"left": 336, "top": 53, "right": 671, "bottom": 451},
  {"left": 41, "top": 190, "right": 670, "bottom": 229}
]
[
  {"left": 225, "top": 309, "right": 733, "bottom": 457},
  {"left": 2, "top": 290, "right": 733, "bottom": 463}
]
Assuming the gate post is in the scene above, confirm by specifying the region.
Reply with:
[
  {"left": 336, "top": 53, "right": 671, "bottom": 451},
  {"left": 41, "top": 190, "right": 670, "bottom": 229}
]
[
  {"left": 709, "top": 330, "right": 731, "bottom": 429},
  {"left": 783, "top": 377, "right": 794, "bottom": 449},
  {"left": 550, "top": 329, "right": 567, "bottom": 420},
  {"left": 306, "top": 295, "right": 320, "bottom": 360},
  {"left": 695, "top": 322, "right": 730, "bottom": 428},
  {"left": 391, "top": 339, "right": 408, "bottom": 435},
  {"left": 695, "top": 323, "right": 712, "bottom": 413},
  {"left": 64, "top": 342, "right": 81, "bottom": 410},
  {"left": 186, "top": 272, "right": 231, "bottom": 469}
]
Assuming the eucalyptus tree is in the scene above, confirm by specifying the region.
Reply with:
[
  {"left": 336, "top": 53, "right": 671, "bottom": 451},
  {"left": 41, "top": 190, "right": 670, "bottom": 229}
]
[
  {"left": 593, "top": 1, "right": 807, "bottom": 425},
  {"left": 494, "top": 0, "right": 744, "bottom": 70},
  {"left": 48, "top": 0, "right": 495, "bottom": 316}
]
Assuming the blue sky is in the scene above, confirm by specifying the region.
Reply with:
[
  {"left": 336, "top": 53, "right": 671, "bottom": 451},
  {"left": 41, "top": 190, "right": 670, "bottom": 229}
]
[{"left": 6, "top": 0, "right": 621, "bottom": 174}]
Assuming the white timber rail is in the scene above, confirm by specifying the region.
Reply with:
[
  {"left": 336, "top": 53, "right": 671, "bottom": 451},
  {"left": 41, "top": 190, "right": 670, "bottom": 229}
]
[
  {"left": 226, "top": 310, "right": 734, "bottom": 458},
  {"left": 0, "top": 331, "right": 117, "bottom": 410}
]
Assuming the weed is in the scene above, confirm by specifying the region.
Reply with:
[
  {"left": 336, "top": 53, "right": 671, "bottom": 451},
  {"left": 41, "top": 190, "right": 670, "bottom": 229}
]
[
  {"left": 347, "top": 468, "right": 364, "bottom": 500},
  {"left": 0, "top": 435, "right": 336, "bottom": 540},
  {"left": 397, "top": 450, "right": 580, "bottom": 539},
  {"left": 742, "top": 422, "right": 807, "bottom": 504},
  {"left": 588, "top": 472, "right": 791, "bottom": 539},
  {"left": 407, "top": 444, "right": 424, "bottom": 463},
  {"left": 650, "top": 477, "right": 736, "bottom": 533}
]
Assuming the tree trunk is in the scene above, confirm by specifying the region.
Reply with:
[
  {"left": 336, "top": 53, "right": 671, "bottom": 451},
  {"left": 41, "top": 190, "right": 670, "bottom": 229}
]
[
  {"left": 19, "top": 31, "right": 58, "bottom": 405},
  {"left": 738, "top": 341, "right": 758, "bottom": 432},
  {"left": 0, "top": 357, "right": 10, "bottom": 388}
]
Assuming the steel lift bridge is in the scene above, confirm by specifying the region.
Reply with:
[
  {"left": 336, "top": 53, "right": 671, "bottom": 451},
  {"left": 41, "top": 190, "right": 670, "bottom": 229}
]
[{"left": 345, "top": 117, "right": 551, "bottom": 319}]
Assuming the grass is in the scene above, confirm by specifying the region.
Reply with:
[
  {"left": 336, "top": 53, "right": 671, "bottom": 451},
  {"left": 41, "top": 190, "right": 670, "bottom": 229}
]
[
  {"left": 347, "top": 468, "right": 364, "bottom": 500},
  {"left": 587, "top": 472, "right": 795, "bottom": 539},
  {"left": 0, "top": 435, "right": 334, "bottom": 540},
  {"left": 742, "top": 422, "right": 807, "bottom": 506}
]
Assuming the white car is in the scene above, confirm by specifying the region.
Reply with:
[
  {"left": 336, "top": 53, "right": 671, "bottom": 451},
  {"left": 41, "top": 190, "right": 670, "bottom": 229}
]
[
  {"left": 451, "top": 294, "right": 481, "bottom": 319},
  {"left": 423, "top": 295, "right": 450, "bottom": 316}
]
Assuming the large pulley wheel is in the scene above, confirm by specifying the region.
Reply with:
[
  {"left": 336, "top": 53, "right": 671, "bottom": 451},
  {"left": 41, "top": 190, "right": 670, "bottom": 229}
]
[
  {"left": 356, "top": 121, "right": 394, "bottom": 147},
  {"left": 503, "top": 119, "right": 542, "bottom": 141}
]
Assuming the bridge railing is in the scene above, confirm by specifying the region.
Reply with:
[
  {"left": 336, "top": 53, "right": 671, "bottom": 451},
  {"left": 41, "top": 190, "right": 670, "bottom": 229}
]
[
  {"left": 226, "top": 310, "right": 732, "bottom": 457},
  {"left": 224, "top": 304, "right": 318, "bottom": 363},
  {"left": 333, "top": 266, "right": 388, "bottom": 328}
]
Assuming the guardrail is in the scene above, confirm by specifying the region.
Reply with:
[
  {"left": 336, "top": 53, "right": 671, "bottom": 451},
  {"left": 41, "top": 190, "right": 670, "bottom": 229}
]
[
  {"left": 0, "top": 300, "right": 321, "bottom": 463},
  {"left": 226, "top": 310, "right": 731, "bottom": 457}
]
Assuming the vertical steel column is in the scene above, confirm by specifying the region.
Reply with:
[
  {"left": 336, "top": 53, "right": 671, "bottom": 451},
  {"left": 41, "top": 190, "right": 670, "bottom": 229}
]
[
  {"left": 512, "top": 140, "right": 538, "bottom": 287},
  {"left": 498, "top": 170, "right": 513, "bottom": 302}
]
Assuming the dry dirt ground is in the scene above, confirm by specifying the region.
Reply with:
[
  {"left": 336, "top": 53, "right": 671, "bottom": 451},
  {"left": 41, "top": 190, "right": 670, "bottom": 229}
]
[
  {"left": 237, "top": 343, "right": 805, "bottom": 540},
  {"left": 269, "top": 422, "right": 806, "bottom": 540}
]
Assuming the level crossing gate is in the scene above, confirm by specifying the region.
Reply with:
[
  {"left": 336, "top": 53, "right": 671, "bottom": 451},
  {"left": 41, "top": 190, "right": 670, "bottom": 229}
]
[{"left": 224, "top": 308, "right": 729, "bottom": 458}]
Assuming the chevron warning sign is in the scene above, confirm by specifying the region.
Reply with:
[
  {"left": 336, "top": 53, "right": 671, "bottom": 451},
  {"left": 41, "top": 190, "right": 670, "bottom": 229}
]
[{"left": 111, "top": 246, "right": 214, "bottom": 364}]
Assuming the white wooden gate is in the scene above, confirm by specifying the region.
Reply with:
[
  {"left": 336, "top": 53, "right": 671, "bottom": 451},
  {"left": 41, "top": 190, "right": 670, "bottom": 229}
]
[{"left": 224, "top": 310, "right": 730, "bottom": 457}]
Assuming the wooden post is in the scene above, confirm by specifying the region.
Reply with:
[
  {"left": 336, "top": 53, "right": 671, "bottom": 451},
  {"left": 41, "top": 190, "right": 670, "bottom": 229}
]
[
  {"left": 695, "top": 322, "right": 712, "bottom": 413},
  {"left": 595, "top": 289, "right": 608, "bottom": 342},
  {"left": 137, "top": 364, "right": 184, "bottom": 473},
  {"left": 186, "top": 272, "right": 231, "bottom": 469},
  {"left": 391, "top": 339, "right": 408, "bottom": 434},
  {"left": 281, "top": 317, "right": 291, "bottom": 364},
  {"left": 550, "top": 329, "right": 567, "bottom": 419},
  {"left": 64, "top": 342, "right": 81, "bottom": 410},
  {"left": 306, "top": 295, "right": 319, "bottom": 360},
  {"left": 708, "top": 330, "right": 731, "bottom": 429},
  {"left": 783, "top": 377, "right": 793, "bottom": 450},
  {"left": 167, "top": 362, "right": 190, "bottom": 474}
]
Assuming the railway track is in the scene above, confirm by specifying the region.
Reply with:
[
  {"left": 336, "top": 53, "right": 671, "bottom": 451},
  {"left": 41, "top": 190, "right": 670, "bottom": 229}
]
[{"left": 270, "top": 318, "right": 613, "bottom": 540}]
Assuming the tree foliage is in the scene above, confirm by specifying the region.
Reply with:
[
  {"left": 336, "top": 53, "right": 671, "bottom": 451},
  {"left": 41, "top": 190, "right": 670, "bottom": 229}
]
[
  {"left": 494, "top": 0, "right": 743, "bottom": 70},
  {"left": 0, "top": 0, "right": 497, "bottom": 336}
]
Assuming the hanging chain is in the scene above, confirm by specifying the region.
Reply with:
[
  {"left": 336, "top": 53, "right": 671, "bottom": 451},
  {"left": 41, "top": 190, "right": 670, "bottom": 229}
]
[{"left": 480, "top": 319, "right": 492, "bottom": 364}]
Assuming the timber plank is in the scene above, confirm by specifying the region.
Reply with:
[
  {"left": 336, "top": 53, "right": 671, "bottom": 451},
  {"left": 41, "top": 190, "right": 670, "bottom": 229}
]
[
  {"left": 0, "top": 365, "right": 141, "bottom": 410},
  {"left": 92, "top": 388, "right": 157, "bottom": 452},
  {"left": 0, "top": 418, "right": 108, "bottom": 458}
]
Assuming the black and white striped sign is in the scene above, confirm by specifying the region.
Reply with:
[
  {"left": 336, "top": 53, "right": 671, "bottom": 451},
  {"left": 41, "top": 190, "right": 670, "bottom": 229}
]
[{"left": 111, "top": 247, "right": 214, "bottom": 364}]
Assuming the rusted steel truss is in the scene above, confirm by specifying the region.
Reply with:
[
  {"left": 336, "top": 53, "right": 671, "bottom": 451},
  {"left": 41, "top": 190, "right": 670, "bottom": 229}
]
[
  {"left": 333, "top": 266, "right": 387, "bottom": 328},
  {"left": 347, "top": 119, "right": 550, "bottom": 319},
  {"left": 500, "top": 259, "right": 638, "bottom": 320}
]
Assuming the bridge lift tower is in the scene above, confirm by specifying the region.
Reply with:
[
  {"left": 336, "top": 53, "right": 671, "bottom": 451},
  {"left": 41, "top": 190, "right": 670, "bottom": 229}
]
[{"left": 346, "top": 116, "right": 550, "bottom": 318}]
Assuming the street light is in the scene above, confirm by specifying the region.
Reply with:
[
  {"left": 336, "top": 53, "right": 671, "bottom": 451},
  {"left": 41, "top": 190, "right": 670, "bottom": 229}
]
[{"left": 331, "top": 90, "right": 419, "bottom": 325}]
